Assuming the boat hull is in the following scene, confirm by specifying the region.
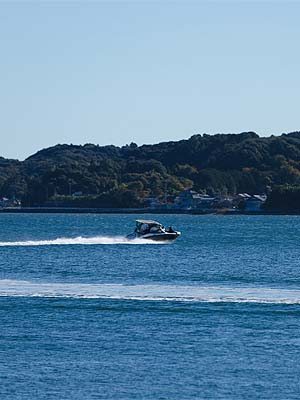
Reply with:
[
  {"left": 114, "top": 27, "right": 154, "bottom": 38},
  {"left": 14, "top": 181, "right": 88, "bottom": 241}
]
[
  {"left": 126, "top": 232, "right": 180, "bottom": 241},
  {"left": 143, "top": 232, "right": 180, "bottom": 241}
]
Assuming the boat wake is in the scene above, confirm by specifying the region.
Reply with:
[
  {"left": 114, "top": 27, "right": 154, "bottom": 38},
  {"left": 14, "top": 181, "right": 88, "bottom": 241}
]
[
  {"left": 0, "top": 236, "right": 165, "bottom": 247},
  {"left": 1, "top": 280, "right": 300, "bottom": 304}
]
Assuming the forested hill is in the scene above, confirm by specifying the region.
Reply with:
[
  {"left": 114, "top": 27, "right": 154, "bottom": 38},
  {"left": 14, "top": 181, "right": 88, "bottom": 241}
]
[{"left": 2, "top": 131, "right": 300, "bottom": 207}]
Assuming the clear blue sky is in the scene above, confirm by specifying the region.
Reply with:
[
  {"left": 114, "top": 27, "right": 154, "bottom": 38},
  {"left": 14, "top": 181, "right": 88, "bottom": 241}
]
[{"left": 0, "top": 1, "right": 299, "bottom": 160}]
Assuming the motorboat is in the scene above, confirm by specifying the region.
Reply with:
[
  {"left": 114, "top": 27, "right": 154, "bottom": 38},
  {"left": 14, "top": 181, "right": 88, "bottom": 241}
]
[{"left": 126, "top": 219, "right": 181, "bottom": 241}]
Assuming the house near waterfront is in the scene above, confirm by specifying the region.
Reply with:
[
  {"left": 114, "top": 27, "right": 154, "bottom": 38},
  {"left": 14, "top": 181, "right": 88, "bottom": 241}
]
[
  {"left": 197, "top": 195, "right": 216, "bottom": 210},
  {"left": 213, "top": 197, "right": 234, "bottom": 209},
  {"left": 0, "top": 197, "right": 21, "bottom": 208},
  {"left": 232, "top": 193, "right": 267, "bottom": 211},
  {"left": 145, "top": 189, "right": 267, "bottom": 212},
  {"left": 174, "top": 190, "right": 217, "bottom": 210},
  {"left": 244, "top": 195, "right": 267, "bottom": 211},
  {"left": 232, "top": 193, "right": 251, "bottom": 208},
  {"left": 174, "top": 190, "right": 203, "bottom": 209}
]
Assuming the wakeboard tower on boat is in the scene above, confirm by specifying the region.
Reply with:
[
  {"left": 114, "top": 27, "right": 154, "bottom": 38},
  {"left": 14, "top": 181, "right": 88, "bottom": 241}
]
[{"left": 126, "top": 219, "right": 181, "bottom": 241}]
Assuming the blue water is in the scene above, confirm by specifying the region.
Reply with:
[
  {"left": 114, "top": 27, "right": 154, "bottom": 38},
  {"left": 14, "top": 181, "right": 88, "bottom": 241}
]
[{"left": 1, "top": 214, "right": 300, "bottom": 399}]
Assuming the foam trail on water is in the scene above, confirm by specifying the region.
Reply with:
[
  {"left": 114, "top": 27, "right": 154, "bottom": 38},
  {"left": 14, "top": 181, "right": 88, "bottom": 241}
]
[
  {"left": 0, "top": 236, "right": 164, "bottom": 246},
  {"left": 1, "top": 280, "right": 300, "bottom": 304}
]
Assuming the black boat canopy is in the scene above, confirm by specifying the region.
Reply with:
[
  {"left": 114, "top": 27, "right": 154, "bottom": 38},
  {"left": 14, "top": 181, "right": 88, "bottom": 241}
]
[{"left": 136, "top": 219, "right": 162, "bottom": 226}]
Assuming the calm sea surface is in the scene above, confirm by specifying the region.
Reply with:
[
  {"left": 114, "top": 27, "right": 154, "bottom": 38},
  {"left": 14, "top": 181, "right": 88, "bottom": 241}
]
[{"left": 1, "top": 213, "right": 300, "bottom": 399}]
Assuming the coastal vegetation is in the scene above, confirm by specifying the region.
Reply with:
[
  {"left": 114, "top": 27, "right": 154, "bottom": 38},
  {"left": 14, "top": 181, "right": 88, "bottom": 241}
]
[
  {"left": 2, "top": 131, "right": 300, "bottom": 208},
  {"left": 264, "top": 185, "right": 300, "bottom": 210}
]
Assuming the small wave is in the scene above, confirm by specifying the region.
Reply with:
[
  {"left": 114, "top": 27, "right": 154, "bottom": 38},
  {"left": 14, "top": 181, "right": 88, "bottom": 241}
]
[
  {"left": 0, "top": 236, "right": 164, "bottom": 247},
  {"left": 1, "top": 280, "right": 300, "bottom": 304}
]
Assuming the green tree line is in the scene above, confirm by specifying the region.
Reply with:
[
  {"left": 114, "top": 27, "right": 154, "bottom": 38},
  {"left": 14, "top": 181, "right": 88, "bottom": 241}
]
[{"left": 2, "top": 131, "right": 300, "bottom": 207}]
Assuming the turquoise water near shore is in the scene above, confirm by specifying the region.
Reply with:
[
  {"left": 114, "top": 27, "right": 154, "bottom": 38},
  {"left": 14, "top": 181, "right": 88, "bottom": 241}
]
[{"left": 1, "top": 214, "right": 300, "bottom": 399}]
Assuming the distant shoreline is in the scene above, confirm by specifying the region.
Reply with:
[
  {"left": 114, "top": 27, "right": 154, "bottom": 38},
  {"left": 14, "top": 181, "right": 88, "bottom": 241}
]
[{"left": 0, "top": 207, "right": 300, "bottom": 215}]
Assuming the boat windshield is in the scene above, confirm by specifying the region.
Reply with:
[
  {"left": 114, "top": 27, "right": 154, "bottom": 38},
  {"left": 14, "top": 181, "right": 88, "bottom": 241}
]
[{"left": 135, "top": 220, "right": 163, "bottom": 233}]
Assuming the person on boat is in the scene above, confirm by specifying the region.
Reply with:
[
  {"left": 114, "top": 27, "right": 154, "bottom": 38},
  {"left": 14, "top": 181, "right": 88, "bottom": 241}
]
[
  {"left": 140, "top": 223, "right": 149, "bottom": 233},
  {"left": 150, "top": 226, "right": 159, "bottom": 233},
  {"left": 168, "top": 226, "right": 175, "bottom": 233}
]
